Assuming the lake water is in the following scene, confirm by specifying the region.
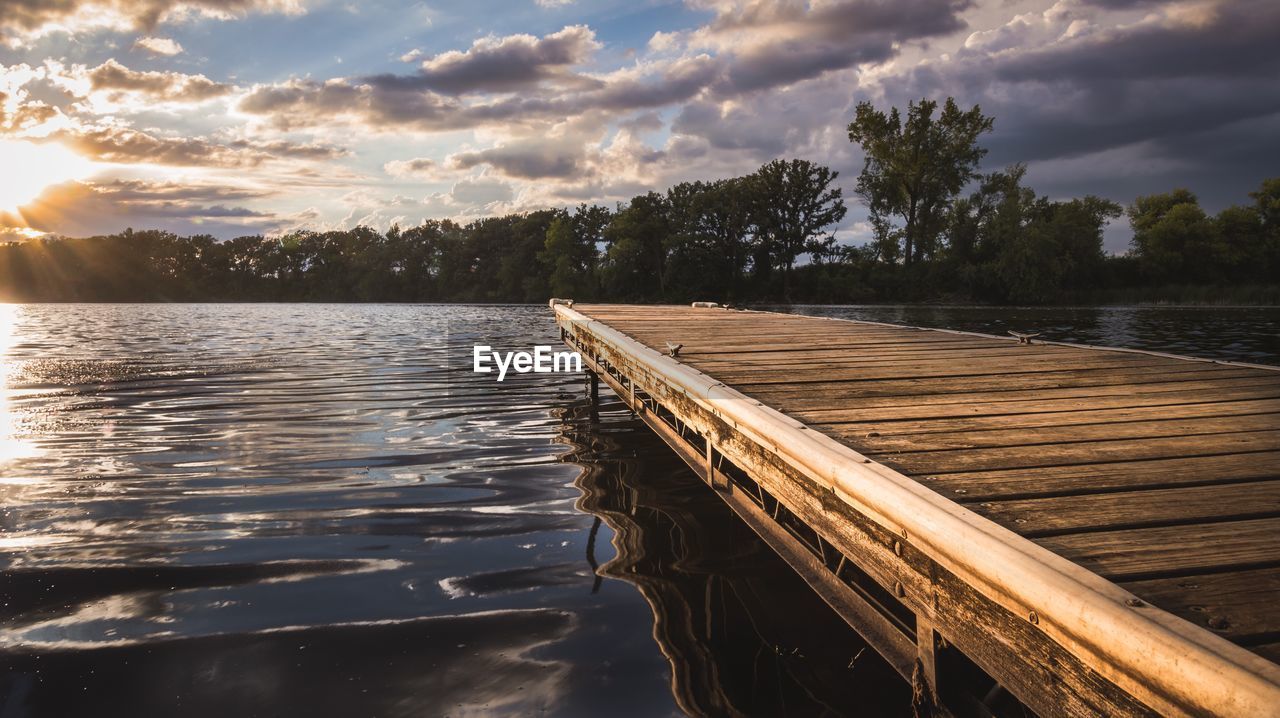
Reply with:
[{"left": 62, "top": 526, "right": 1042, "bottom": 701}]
[{"left": 0, "top": 303, "right": 1276, "bottom": 717}]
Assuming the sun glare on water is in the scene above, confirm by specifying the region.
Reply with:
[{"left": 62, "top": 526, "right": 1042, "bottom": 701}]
[
  {"left": 0, "top": 139, "right": 92, "bottom": 213},
  {"left": 0, "top": 305, "right": 37, "bottom": 463}
]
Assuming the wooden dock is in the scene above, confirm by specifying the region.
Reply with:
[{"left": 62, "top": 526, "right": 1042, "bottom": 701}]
[{"left": 552, "top": 301, "right": 1280, "bottom": 717}]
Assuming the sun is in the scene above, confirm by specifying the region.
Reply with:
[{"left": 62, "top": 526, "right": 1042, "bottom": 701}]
[{"left": 0, "top": 139, "right": 92, "bottom": 213}]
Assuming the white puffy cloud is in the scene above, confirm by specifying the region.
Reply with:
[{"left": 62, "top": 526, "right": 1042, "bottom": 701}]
[{"left": 133, "top": 36, "right": 184, "bottom": 55}]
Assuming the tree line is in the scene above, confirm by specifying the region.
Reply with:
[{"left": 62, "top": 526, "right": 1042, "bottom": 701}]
[{"left": 2, "top": 98, "right": 1277, "bottom": 304}]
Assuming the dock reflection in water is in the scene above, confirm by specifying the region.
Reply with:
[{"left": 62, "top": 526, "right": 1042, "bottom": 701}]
[{"left": 558, "top": 396, "right": 911, "bottom": 717}]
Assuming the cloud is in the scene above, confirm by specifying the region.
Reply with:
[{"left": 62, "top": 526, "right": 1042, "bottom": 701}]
[
  {"left": 1, "top": 62, "right": 70, "bottom": 135},
  {"left": 692, "top": 0, "right": 973, "bottom": 94},
  {"left": 383, "top": 157, "right": 448, "bottom": 179},
  {"left": 535, "top": 0, "right": 574, "bottom": 7},
  {"left": 888, "top": 0, "right": 1280, "bottom": 165},
  {"left": 0, "top": 0, "right": 307, "bottom": 39},
  {"left": 338, "top": 175, "right": 516, "bottom": 229},
  {"left": 366, "top": 25, "right": 599, "bottom": 96},
  {"left": 51, "top": 126, "right": 348, "bottom": 166},
  {"left": 399, "top": 49, "right": 422, "bottom": 63},
  {"left": 1, "top": 178, "right": 278, "bottom": 237},
  {"left": 0, "top": 94, "right": 61, "bottom": 134},
  {"left": 237, "top": 2, "right": 969, "bottom": 135},
  {"left": 85, "top": 59, "right": 232, "bottom": 101},
  {"left": 133, "top": 36, "right": 185, "bottom": 55},
  {"left": 448, "top": 140, "right": 583, "bottom": 179},
  {"left": 449, "top": 175, "right": 513, "bottom": 204}
]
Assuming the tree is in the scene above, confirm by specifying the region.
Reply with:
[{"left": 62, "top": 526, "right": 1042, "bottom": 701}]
[
  {"left": 848, "top": 97, "right": 993, "bottom": 265},
  {"left": 667, "top": 178, "right": 755, "bottom": 299},
  {"left": 541, "top": 203, "right": 609, "bottom": 300},
  {"left": 948, "top": 165, "right": 1120, "bottom": 302},
  {"left": 750, "top": 159, "right": 846, "bottom": 298},
  {"left": 1249, "top": 177, "right": 1280, "bottom": 277},
  {"left": 1128, "top": 190, "right": 1222, "bottom": 283},
  {"left": 601, "top": 192, "right": 672, "bottom": 301}
]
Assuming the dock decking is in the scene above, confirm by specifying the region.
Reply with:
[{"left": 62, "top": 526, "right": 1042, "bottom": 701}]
[{"left": 553, "top": 302, "right": 1280, "bottom": 717}]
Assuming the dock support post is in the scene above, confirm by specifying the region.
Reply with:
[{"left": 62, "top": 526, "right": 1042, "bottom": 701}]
[{"left": 914, "top": 619, "right": 939, "bottom": 716}]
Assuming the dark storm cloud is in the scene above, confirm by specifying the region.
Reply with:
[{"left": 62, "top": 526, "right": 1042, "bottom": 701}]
[
  {"left": 992, "top": 0, "right": 1280, "bottom": 84},
  {"left": 364, "top": 25, "right": 600, "bottom": 96},
  {"left": 796, "top": 0, "right": 1270, "bottom": 245},
  {"left": 889, "top": 0, "right": 1280, "bottom": 176}
]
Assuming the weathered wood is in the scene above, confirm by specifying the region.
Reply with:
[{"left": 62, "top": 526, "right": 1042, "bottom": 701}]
[
  {"left": 809, "top": 394, "right": 1280, "bottom": 435},
  {"left": 872, "top": 430, "right": 1280, "bottom": 474},
  {"left": 740, "top": 366, "right": 1263, "bottom": 403},
  {"left": 971, "top": 481, "right": 1280, "bottom": 536},
  {"left": 836, "top": 412, "right": 1280, "bottom": 453},
  {"left": 711, "top": 356, "right": 1177, "bottom": 385},
  {"left": 1121, "top": 567, "right": 1280, "bottom": 642},
  {"left": 785, "top": 376, "right": 1280, "bottom": 414},
  {"left": 1038, "top": 517, "right": 1280, "bottom": 581},
  {"left": 558, "top": 303, "right": 1280, "bottom": 717},
  {"left": 925, "top": 452, "right": 1280, "bottom": 501}
]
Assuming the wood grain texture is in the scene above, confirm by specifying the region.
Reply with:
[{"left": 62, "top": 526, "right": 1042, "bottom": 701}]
[{"left": 572, "top": 304, "right": 1280, "bottom": 674}]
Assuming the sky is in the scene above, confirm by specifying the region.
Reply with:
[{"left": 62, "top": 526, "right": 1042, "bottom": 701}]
[{"left": 0, "top": 0, "right": 1277, "bottom": 252}]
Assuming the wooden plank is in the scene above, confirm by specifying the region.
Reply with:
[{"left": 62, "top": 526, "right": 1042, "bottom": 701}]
[
  {"left": 870, "top": 430, "right": 1280, "bottom": 474},
  {"left": 834, "top": 412, "right": 1280, "bottom": 453},
  {"left": 563, "top": 304, "right": 1280, "bottom": 715},
  {"left": 740, "top": 366, "right": 1265, "bottom": 404},
  {"left": 782, "top": 377, "right": 1280, "bottom": 416},
  {"left": 630, "top": 335, "right": 1000, "bottom": 354},
  {"left": 704, "top": 356, "right": 1171, "bottom": 385},
  {"left": 689, "top": 347, "right": 1106, "bottom": 369},
  {"left": 924, "top": 451, "right": 1280, "bottom": 501},
  {"left": 798, "top": 389, "right": 1280, "bottom": 429},
  {"left": 1121, "top": 567, "right": 1280, "bottom": 642},
  {"left": 1037, "top": 517, "right": 1280, "bottom": 581},
  {"left": 970, "top": 480, "right": 1280, "bottom": 537}
]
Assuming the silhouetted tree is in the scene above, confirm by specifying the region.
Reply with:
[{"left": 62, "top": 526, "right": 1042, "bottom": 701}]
[
  {"left": 848, "top": 97, "right": 993, "bottom": 265},
  {"left": 750, "top": 159, "right": 846, "bottom": 298}
]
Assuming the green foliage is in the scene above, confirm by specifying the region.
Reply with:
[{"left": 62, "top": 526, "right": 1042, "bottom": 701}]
[
  {"left": 666, "top": 178, "right": 754, "bottom": 300},
  {"left": 750, "top": 159, "right": 847, "bottom": 297},
  {"left": 943, "top": 165, "right": 1121, "bottom": 303},
  {"left": 1129, "top": 190, "right": 1225, "bottom": 284},
  {"left": 848, "top": 97, "right": 993, "bottom": 265},
  {"left": 600, "top": 192, "right": 672, "bottom": 301}
]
